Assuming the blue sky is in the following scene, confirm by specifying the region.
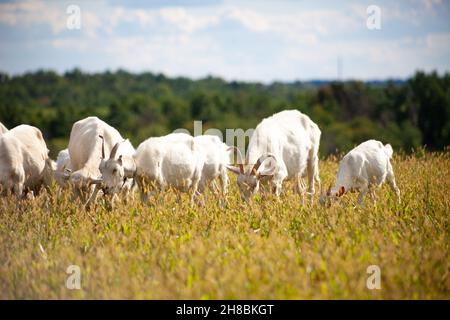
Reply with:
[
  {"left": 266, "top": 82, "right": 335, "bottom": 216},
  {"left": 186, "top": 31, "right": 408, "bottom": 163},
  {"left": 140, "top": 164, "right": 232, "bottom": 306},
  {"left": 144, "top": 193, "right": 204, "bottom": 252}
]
[{"left": 0, "top": 0, "right": 449, "bottom": 82}]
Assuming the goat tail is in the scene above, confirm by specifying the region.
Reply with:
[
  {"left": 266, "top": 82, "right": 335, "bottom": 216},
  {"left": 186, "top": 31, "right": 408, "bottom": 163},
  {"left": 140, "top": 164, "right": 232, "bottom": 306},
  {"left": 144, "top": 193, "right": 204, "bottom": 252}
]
[{"left": 383, "top": 143, "right": 394, "bottom": 159}]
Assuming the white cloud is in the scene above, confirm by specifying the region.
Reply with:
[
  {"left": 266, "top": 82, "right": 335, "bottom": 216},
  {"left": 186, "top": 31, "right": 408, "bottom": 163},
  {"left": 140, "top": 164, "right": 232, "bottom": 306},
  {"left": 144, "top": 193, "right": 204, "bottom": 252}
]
[
  {"left": 225, "top": 7, "right": 270, "bottom": 32},
  {"left": 0, "top": 0, "right": 449, "bottom": 80},
  {"left": 422, "top": 0, "right": 443, "bottom": 10},
  {"left": 0, "top": 1, "right": 360, "bottom": 39},
  {"left": 51, "top": 38, "right": 90, "bottom": 51},
  {"left": 159, "top": 7, "right": 220, "bottom": 33},
  {"left": 425, "top": 32, "right": 450, "bottom": 54},
  {"left": 223, "top": 6, "right": 360, "bottom": 38},
  {"left": 0, "top": 0, "right": 66, "bottom": 34}
]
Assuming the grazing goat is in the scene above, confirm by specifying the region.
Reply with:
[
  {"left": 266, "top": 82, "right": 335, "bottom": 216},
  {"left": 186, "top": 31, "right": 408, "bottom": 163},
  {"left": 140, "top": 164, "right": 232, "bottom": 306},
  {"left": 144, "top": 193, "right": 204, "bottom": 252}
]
[
  {"left": 98, "top": 133, "right": 228, "bottom": 203},
  {"left": 194, "top": 135, "right": 230, "bottom": 197},
  {"left": 134, "top": 133, "right": 205, "bottom": 206},
  {"left": 0, "top": 125, "right": 53, "bottom": 197},
  {"left": 54, "top": 149, "right": 72, "bottom": 186},
  {"left": 320, "top": 139, "right": 401, "bottom": 206},
  {"left": 64, "top": 117, "right": 135, "bottom": 205},
  {"left": 227, "top": 110, "right": 321, "bottom": 202},
  {"left": 97, "top": 135, "right": 136, "bottom": 195}
]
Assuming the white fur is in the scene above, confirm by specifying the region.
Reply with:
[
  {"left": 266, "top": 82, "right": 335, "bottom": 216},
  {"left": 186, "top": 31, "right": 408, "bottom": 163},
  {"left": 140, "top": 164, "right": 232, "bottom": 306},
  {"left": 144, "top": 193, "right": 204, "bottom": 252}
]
[
  {"left": 66, "top": 117, "right": 136, "bottom": 209},
  {"left": 194, "top": 135, "right": 230, "bottom": 196},
  {"left": 228, "top": 109, "right": 321, "bottom": 202},
  {"left": 326, "top": 139, "right": 400, "bottom": 205},
  {"left": 0, "top": 122, "right": 8, "bottom": 135},
  {"left": 54, "top": 148, "right": 72, "bottom": 186},
  {"left": 56, "top": 149, "right": 71, "bottom": 172},
  {"left": 0, "top": 125, "right": 53, "bottom": 196},
  {"left": 134, "top": 133, "right": 205, "bottom": 206},
  {"left": 67, "top": 117, "right": 135, "bottom": 186}
]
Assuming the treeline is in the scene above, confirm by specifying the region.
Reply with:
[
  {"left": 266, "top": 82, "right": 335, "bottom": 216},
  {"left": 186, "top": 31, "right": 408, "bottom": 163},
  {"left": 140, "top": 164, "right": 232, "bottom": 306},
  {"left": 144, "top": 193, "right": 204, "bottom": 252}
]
[{"left": 0, "top": 69, "right": 448, "bottom": 157}]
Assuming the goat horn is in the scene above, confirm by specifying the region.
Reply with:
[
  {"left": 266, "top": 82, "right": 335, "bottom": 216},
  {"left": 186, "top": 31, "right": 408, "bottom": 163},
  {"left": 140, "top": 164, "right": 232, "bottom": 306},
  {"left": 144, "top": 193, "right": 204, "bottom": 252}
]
[
  {"left": 251, "top": 153, "right": 276, "bottom": 176},
  {"left": 99, "top": 135, "right": 105, "bottom": 159},
  {"left": 110, "top": 140, "right": 125, "bottom": 160},
  {"left": 227, "top": 146, "right": 244, "bottom": 174},
  {"left": 89, "top": 178, "right": 103, "bottom": 185}
]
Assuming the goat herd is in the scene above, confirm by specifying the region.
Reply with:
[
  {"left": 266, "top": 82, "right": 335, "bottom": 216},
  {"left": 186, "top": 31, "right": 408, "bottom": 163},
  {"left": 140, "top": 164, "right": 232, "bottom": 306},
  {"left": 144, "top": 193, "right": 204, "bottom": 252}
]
[{"left": 0, "top": 110, "right": 401, "bottom": 209}]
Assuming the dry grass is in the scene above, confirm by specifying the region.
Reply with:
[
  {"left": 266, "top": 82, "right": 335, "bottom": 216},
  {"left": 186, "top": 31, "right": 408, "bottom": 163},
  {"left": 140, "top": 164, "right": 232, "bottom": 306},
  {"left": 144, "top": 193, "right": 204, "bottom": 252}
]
[{"left": 0, "top": 151, "right": 449, "bottom": 299}]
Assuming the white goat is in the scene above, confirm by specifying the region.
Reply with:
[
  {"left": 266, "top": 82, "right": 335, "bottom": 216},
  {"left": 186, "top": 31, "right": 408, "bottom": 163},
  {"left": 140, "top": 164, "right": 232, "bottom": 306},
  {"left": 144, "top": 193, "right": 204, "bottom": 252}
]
[
  {"left": 65, "top": 117, "right": 135, "bottom": 204},
  {"left": 320, "top": 139, "right": 401, "bottom": 206},
  {"left": 194, "top": 135, "right": 230, "bottom": 197},
  {"left": 227, "top": 110, "right": 321, "bottom": 202},
  {"left": 99, "top": 134, "right": 229, "bottom": 201},
  {"left": 134, "top": 133, "right": 205, "bottom": 206},
  {"left": 0, "top": 122, "right": 8, "bottom": 135},
  {"left": 0, "top": 125, "right": 53, "bottom": 197},
  {"left": 54, "top": 149, "right": 72, "bottom": 187}
]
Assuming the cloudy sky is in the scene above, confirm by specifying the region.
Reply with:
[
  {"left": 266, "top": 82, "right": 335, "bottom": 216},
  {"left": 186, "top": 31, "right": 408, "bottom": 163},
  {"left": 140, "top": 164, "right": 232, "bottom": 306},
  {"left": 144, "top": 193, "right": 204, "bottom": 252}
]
[{"left": 0, "top": 0, "right": 449, "bottom": 82}]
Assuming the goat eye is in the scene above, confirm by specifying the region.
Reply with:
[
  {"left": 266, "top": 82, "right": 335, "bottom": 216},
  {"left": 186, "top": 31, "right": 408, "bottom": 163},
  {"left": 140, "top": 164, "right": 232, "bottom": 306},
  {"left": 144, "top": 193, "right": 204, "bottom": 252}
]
[{"left": 113, "top": 169, "right": 117, "bottom": 174}]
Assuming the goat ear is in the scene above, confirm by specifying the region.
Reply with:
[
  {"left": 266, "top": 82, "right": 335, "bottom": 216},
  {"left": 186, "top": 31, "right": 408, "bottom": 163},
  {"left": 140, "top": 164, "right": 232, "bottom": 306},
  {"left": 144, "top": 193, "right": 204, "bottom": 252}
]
[
  {"left": 257, "top": 166, "right": 276, "bottom": 178},
  {"left": 117, "top": 155, "right": 123, "bottom": 166},
  {"left": 338, "top": 186, "right": 345, "bottom": 197},
  {"left": 226, "top": 165, "right": 241, "bottom": 175},
  {"left": 99, "top": 159, "right": 106, "bottom": 170}
]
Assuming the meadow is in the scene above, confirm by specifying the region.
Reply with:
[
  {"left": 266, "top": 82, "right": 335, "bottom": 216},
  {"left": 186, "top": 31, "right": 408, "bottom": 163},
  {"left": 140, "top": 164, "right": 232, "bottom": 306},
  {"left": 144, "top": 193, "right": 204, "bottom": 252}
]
[{"left": 0, "top": 150, "right": 448, "bottom": 299}]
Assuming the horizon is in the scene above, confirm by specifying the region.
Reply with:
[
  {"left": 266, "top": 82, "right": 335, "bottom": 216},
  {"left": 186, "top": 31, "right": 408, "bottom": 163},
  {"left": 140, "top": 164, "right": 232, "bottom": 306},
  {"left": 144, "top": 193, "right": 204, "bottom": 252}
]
[
  {"left": 0, "top": 0, "right": 449, "bottom": 82},
  {"left": 1, "top": 66, "right": 443, "bottom": 84}
]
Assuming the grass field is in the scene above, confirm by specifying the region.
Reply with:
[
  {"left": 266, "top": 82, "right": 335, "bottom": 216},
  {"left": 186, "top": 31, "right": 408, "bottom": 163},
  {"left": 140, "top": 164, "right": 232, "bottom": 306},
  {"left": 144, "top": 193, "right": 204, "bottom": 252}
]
[{"left": 0, "top": 150, "right": 449, "bottom": 299}]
